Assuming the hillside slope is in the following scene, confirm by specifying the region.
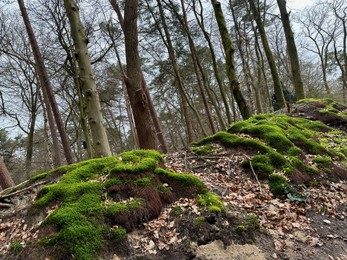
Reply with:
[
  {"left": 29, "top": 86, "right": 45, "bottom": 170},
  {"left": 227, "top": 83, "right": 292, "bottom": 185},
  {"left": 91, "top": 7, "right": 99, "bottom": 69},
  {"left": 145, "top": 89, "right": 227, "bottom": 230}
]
[{"left": 1, "top": 98, "right": 347, "bottom": 259}]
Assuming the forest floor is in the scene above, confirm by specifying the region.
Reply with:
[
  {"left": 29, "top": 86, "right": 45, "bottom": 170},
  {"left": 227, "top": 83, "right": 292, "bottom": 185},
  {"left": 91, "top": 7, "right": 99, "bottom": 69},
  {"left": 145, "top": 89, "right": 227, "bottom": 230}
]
[
  {"left": 0, "top": 147, "right": 347, "bottom": 259},
  {"left": 162, "top": 150, "right": 347, "bottom": 260},
  {"left": 1, "top": 98, "right": 347, "bottom": 259}
]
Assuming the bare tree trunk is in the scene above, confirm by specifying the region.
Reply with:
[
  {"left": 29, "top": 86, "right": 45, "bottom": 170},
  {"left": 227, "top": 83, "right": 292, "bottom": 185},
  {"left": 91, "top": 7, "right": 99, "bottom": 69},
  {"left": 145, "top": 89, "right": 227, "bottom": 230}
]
[
  {"left": 248, "top": 0, "right": 286, "bottom": 109},
  {"left": 152, "top": 0, "right": 208, "bottom": 141},
  {"left": 109, "top": 0, "right": 168, "bottom": 153},
  {"left": 277, "top": 0, "right": 305, "bottom": 100},
  {"left": 17, "top": 0, "right": 74, "bottom": 164},
  {"left": 123, "top": 0, "right": 157, "bottom": 149},
  {"left": 176, "top": 0, "right": 217, "bottom": 134},
  {"left": 230, "top": 3, "right": 261, "bottom": 114},
  {"left": 193, "top": 0, "right": 232, "bottom": 125},
  {"left": 0, "top": 155, "right": 15, "bottom": 190},
  {"left": 63, "top": 0, "right": 111, "bottom": 157},
  {"left": 211, "top": 0, "right": 252, "bottom": 119}
]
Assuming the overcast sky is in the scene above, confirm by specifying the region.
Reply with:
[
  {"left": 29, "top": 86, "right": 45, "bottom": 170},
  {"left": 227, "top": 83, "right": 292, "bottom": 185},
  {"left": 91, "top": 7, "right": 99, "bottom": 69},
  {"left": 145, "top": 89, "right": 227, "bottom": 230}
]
[{"left": 286, "top": 0, "right": 314, "bottom": 10}]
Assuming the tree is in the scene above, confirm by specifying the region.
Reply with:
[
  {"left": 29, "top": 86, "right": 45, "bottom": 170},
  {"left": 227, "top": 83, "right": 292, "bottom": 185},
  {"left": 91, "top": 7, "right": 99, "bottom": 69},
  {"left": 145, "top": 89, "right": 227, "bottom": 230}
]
[
  {"left": 63, "top": 0, "right": 112, "bottom": 157},
  {"left": 109, "top": 0, "right": 168, "bottom": 153},
  {"left": 17, "top": 0, "right": 74, "bottom": 164},
  {"left": 248, "top": 0, "right": 286, "bottom": 109},
  {"left": 211, "top": 0, "right": 252, "bottom": 119},
  {"left": 277, "top": 0, "right": 305, "bottom": 100},
  {"left": 0, "top": 155, "right": 15, "bottom": 190},
  {"left": 123, "top": 0, "right": 157, "bottom": 149}
]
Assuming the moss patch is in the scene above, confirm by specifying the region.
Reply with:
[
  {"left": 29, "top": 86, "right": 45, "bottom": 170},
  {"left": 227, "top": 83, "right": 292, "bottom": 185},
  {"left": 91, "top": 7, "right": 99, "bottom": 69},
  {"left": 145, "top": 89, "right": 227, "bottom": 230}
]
[
  {"left": 192, "top": 102, "right": 347, "bottom": 190},
  {"left": 30, "top": 150, "right": 213, "bottom": 259}
]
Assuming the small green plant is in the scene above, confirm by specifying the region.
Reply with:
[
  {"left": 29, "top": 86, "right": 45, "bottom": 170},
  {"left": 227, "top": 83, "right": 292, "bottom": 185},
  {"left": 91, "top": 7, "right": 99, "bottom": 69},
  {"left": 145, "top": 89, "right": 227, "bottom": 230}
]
[
  {"left": 194, "top": 216, "right": 205, "bottom": 227},
  {"left": 134, "top": 177, "right": 153, "bottom": 187},
  {"left": 198, "top": 192, "right": 224, "bottom": 212},
  {"left": 191, "top": 144, "right": 213, "bottom": 155},
  {"left": 246, "top": 214, "right": 259, "bottom": 230},
  {"left": 157, "top": 183, "right": 172, "bottom": 193},
  {"left": 313, "top": 156, "right": 332, "bottom": 165},
  {"left": 9, "top": 240, "right": 23, "bottom": 252},
  {"left": 304, "top": 165, "right": 320, "bottom": 175},
  {"left": 269, "top": 174, "right": 291, "bottom": 196},
  {"left": 236, "top": 225, "right": 247, "bottom": 233},
  {"left": 112, "top": 228, "right": 126, "bottom": 240},
  {"left": 171, "top": 206, "right": 183, "bottom": 216}
]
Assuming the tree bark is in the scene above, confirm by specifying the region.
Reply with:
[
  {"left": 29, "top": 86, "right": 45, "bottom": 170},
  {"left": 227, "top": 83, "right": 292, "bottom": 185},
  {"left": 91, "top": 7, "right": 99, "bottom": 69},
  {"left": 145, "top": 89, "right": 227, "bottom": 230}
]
[
  {"left": 123, "top": 0, "right": 157, "bottom": 149},
  {"left": 0, "top": 155, "right": 15, "bottom": 190},
  {"left": 248, "top": 0, "right": 286, "bottom": 109},
  {"left": 109, "top": 0, "right": 168, "bottom": 153},
  {"left": 63, "top": 0, "right": 112, "bottom": 157},
  {"left": 211, "top": 0, "right": 252, "bottom": 119},
  {"left": 17, "top": 0, "right": 74, "bottom": 164},
  {"left": 277, "top": 0, "right": 305, "bottom": 100},
  {"left": 193, "top": 0, "right": 232, "bottom": 125}
]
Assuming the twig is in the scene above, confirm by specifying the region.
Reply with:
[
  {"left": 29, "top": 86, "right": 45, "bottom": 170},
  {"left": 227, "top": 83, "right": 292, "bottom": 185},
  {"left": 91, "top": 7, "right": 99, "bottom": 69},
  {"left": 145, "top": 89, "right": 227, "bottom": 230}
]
[
  {"left": 0, "top": 202, "right": 12, "bottom": 208},
  {"left": 0, "top": 180, "right": 48, "bottom": 200},
  {"left": 245, "top": 155, "right": 263, "bottom": 194}
]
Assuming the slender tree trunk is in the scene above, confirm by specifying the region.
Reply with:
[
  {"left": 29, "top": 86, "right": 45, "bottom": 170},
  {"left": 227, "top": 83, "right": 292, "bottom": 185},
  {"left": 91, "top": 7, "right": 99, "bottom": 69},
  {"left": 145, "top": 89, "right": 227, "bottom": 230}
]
[
  {"left": 277, "top": 0, "right": 305, "bottom": 100},
  {"left": 0, "top": 155, "right": 15, "bottom": 190},
  {"left": 230, "top": 3, "right": 261, "bottom": 114},
  {"left": 154, "top": 0, "right": 208, "bottom": 141},
  {"left": 248, "top": 0, "right": 286, "bottom": 109},
  {"left": 193, "top": 0, "right": 232, "bottom": 125},
  {"left": 109, "top": 0, "right": 168, "bottom": 153},
  {"left": 63, "top": 0, "right": 111, "bottom": 157},
  {"left": 211, "top": 0, "right": 252, "bottom": 119},
  {"left": 39, "top": 78, "right": 62, "bottom": 168},
  {"left": 175, "top": 0, "right": 217, "bottom": 134},
  {"left": 123, "top": 0, "right": 157, "bottom": 149},
  {"left": 17, "top": 0, "right": 74, "bottom": 164}
]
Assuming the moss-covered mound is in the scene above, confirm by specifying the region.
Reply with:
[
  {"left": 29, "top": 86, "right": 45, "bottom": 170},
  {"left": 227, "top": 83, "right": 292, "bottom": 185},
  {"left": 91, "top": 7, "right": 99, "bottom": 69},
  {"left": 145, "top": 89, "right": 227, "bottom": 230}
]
[
  {"left": 16, "top": 150, "right": 222, "bottom": 259},
  {"left": 192, "top": 99, "right": 347, "bottom": 196},
  {"left": 290, "top": 98, "right": 347, "bottom": 130}
]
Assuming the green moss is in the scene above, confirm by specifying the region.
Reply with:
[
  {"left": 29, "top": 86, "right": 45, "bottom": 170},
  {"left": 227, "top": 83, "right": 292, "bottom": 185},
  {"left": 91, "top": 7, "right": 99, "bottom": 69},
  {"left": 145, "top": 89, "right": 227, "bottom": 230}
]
[
  {"left": 32, "top": 150, "right": 168, "bottom": 259},
  {"left": 9, "top": 240, "right": 23, "bottom": 252},
  {"left": 198, "top": 192, "right": 224, "bottom": 212},
  {"left": 51, "top": 222, "right": 103, "bottom": 260},
  {"left": 313, "top": 156, "right": 333, "bottom": 165},
  {"left": 134, "top": 176, "right": 153, "bottom": 187},
  {"left": 191, "top": 144, "right": 213, "bottom": 155},
  {"left": 104, "top": 177, "right": 125, "bottom": 188},
  {"left": 246, "top": 214, "right": 259, "bottom": 230},
  {"left": 236, "top": 225, "right": 247, "bottom": 234},
  {"left": 104, "top": 198, "right": 144, "bottom": 217},
  {"left": 269, "top": 174, "right": 291, "bottom": 196},
  {"left": 157, "top": 183, "right": 172, "bottom": 193},
  {"left": 304, "top": 165, "right": 320, "bottom": 175},
  {"left": 112, "top": 228, "right": 127, "bottom": 240},
  {"left": 155, "top": 168, "right": 208, "bottom": 193},
  {"left": 242, "top": 155, "right": 275, "bottom": 178},
  {"left": 171, "top": 206, "right": 183, "bottom": 216},
  {"left": 194, "top": 216, "right": 205, "bottom": 227}
]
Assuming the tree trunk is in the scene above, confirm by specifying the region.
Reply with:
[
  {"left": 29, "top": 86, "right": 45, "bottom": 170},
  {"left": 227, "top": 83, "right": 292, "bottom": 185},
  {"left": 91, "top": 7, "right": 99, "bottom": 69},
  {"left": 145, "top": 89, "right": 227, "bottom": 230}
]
[
  {"left": 193, "top": 0, "right": 232, "bottom": 125},
  {"left": 277, "top": 0, "right": 305, "bottom": 100},
  {"left": 109, "top": 0, "right": 168, "bottom": 153},
  {"left": 178, "top": 0, "right": 217, "bottom": 134},
  {"left": 211, "top": 0, "right": 252, "bottom": 119},
  {"left": 17, "top": 0, "right": 74, "bottom": 164},
  {"left": 154, "top": 0, "right": 208, "bottom": 141},
  {"left": 248, "top": 0, "right": 286, "bottom": 109},
  {"left": 0, "top": 155, "right": 15, "bottom": 190},
  {"left": 63, "top": 0, "right": 112, "bottom": 157},
  {"left": 123, "top": 0, "right": 157, "bottom": 149}
]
